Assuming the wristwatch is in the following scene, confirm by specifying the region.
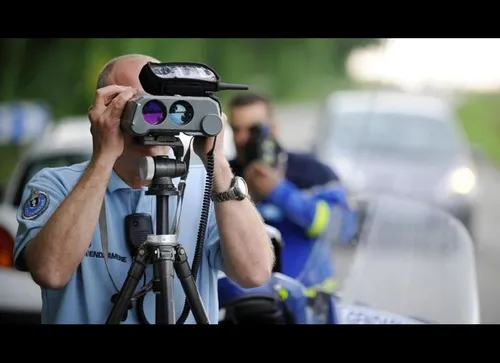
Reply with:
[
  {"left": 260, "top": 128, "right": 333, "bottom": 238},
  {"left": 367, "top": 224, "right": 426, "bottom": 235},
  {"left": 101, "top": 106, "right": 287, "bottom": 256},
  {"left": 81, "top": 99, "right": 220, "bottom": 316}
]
[{"left": 211, "top": 176, "right": 248, "bottom": 202}]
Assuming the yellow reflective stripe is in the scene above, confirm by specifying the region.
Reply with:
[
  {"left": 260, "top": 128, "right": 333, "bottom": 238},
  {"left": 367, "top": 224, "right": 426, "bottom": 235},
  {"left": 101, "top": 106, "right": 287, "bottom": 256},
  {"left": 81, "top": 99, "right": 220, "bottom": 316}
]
[
  {"left": 304, "top": 278, "right": 338, "bottom": 298},
  {"left": 306, "top": 200, "right": 331, "bottom": 238},
  {"left": 274, "top": 279, "right": 338, "bottom": 300},
  {"left": 277, "top": 287, "right": 289, "bottom": 301}
]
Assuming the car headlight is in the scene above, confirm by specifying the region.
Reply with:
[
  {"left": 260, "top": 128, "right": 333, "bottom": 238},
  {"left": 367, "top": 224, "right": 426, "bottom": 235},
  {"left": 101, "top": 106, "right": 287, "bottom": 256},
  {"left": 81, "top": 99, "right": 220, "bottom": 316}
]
[{"left": 449, "top": 167, "right": 476, "bottom": 195}]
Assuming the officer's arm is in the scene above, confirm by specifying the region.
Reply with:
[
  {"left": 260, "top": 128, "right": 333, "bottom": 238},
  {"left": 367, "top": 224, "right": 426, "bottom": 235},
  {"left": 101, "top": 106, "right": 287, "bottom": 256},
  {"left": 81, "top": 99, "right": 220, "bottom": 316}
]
[
  {"left": 266, "top": 159, "right": 342, "bottom": 238},
  {"left": 266, "top": 179, "right": 343, "bottom": 238},
  {"left": 208, "top": 159, "right": 274, "bottom": 288},
  {"left": 15, "top": 155, "right": 114, "bottom": 289},
  {"left": 204, "top": 201, "right": 275, "bottom": 289}
]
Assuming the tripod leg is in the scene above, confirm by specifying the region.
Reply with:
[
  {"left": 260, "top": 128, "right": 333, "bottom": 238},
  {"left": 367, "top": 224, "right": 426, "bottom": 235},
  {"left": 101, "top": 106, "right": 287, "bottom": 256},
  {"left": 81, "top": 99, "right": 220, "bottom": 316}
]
[
  {"left": 153, "top": 245, "right": 176, "bottom": 324},
  {"left": 106, "top": 248, "right": 149, "bottom": 324},
  {"left": 174, "top": 246, "right": 210, "bottom": 324}
]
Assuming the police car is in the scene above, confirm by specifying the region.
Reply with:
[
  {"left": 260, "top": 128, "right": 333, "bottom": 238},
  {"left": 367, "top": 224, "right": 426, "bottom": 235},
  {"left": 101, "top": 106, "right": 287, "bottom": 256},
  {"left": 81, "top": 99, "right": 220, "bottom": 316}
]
[{"left": 0, "top": 116, "right": 236, "bottom": 323}]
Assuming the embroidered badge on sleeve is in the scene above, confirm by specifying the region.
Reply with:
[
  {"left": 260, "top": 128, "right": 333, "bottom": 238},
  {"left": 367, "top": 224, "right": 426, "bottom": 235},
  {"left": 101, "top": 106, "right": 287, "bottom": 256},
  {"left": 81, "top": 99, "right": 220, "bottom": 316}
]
[{"left": 22, "top": 188, "right": 50, "bottom": 220}]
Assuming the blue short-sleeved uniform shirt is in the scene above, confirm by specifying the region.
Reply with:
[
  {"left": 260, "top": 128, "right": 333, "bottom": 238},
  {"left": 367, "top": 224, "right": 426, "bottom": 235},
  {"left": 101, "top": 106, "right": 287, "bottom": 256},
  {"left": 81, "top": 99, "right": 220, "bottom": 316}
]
[{"left": 14, "top": 158, "right": 223, "bottom": 324}]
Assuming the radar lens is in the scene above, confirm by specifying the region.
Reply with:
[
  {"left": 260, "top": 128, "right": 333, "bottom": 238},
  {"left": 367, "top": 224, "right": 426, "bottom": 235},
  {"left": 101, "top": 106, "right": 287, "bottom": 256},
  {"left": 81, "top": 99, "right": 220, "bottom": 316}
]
[
  {"left": 169, "top": 101, "right": 194, "bottom": 126},
  {"left": 142, "top": 100, "right": 166, "bottom": 125}
]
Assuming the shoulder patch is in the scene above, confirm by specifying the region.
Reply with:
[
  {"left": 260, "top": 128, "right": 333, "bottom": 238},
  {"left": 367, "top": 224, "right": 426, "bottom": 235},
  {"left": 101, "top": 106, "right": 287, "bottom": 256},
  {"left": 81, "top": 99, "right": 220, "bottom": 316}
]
[{"left": 22, "top": 188, "right": 50, "bottom": 220}]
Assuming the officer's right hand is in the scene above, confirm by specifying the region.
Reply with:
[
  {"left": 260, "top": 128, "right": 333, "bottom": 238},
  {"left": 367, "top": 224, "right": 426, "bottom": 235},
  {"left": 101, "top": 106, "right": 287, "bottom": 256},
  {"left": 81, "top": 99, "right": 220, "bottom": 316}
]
[{"left": 88, "top": 85, "right": 138, "bottom": 161}]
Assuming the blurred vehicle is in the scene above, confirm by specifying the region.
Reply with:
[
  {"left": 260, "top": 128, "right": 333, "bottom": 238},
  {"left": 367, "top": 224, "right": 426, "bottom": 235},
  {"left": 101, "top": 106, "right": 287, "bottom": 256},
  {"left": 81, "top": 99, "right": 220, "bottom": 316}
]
[
  {"left": 313, "top": 90, "right": 478, "bottom": 237},
  {"left": 0, "top": 117, "right": 92, "bottom": 323},
  {"left": 336, "top": 195, "right": 480, "bottom": 324},
  {"left": 218, "top": 193, "right": 480, "bottom": 325},
  {"left": 0, "top": 101, "right": 51, "bottom": 146},
  {"left": 0, "top": 115, "right": 236, "bottom": 323},
  {"left": 217, "top": 204, "right": 358, "bottom": 324},
  {"left": 0, "top": 117, "right": 93, "bottom": 254}
]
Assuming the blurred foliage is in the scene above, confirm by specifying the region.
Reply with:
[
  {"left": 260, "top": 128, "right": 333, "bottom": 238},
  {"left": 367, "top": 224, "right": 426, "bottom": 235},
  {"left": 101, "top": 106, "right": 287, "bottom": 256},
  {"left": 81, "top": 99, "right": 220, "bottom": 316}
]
[
  {"left": 0, "top": 38, "right": 380, "bottom": 118},
  {"left": 0, "top": 38, "right": 380, "bottom": 184},
  {"left": 457, "top": 92, "right": 500, "bottom": 165}
]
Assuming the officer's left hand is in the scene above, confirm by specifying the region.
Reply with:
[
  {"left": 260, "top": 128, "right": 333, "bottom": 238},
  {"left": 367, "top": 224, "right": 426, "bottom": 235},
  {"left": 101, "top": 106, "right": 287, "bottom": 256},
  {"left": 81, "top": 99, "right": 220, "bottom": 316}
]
[
  {"left": 244, "top": 161, "right": 282, "bottom": 200},
  {"left": 193, "top": 112, "right": 227, "bottom": 166}
]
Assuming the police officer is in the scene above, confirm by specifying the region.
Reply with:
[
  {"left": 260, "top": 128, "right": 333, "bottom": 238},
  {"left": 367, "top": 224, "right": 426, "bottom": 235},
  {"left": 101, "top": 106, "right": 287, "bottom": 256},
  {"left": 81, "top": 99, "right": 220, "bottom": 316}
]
[
  {"left": 227, "top": 91, "right": 350, "bottom": 282},
  {"left": 13, "top": 54, "right": 274, "bottom": 324}
]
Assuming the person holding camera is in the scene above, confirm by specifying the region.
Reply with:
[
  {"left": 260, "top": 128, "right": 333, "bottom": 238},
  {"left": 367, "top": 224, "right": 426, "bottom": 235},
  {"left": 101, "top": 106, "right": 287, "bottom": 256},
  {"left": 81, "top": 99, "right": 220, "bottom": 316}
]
[
  {"left": 13, "top": 54, "right": 274, "bottom": 324},
  {"left": 227, "top": 92, "right": 349, "bottom": 282}
]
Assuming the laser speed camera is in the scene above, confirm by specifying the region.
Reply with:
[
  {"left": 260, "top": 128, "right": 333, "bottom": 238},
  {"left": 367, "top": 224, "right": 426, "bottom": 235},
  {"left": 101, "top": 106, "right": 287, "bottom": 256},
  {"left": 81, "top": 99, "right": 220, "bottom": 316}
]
[{"left": 120, "top": 62, "right": 248, "bottom": 145}]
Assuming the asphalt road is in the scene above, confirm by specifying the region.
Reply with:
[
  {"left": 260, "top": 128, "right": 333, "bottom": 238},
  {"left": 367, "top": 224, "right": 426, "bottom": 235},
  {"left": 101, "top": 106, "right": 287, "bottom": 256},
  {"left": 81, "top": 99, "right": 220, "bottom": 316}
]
[{"left": 274, "top": 102, "right": 500, "bottom": 324}]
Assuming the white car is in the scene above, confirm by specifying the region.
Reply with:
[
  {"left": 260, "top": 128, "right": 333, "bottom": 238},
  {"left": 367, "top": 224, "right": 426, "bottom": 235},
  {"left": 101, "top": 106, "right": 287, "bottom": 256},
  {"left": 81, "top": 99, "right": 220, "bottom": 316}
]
[
  {"left": 0, "top": 116, "right": 236, "bottom": 323},
  {"left": 313, "top": 89, "right": 478, "bottom": 236}
]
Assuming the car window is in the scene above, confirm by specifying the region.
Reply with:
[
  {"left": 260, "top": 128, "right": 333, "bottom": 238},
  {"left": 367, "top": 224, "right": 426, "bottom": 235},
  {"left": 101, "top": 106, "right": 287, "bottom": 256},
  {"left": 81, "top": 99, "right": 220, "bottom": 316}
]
[
  {"left": 13, "top": 153, "right": 90, "bottom": 207},
  {"left": 328, "top": 112, "right": 462, "bottom": 156}
]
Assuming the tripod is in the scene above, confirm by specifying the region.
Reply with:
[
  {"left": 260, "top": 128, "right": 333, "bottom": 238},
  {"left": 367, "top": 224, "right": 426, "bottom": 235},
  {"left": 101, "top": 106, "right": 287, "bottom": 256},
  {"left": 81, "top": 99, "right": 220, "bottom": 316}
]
[{"left": 106, "top": 148, "right": 210, "bottom": 324}]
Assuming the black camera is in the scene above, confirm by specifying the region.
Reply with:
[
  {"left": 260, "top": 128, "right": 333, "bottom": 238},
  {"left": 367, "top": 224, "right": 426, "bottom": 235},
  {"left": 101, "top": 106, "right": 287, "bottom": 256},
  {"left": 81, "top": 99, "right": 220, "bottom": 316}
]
[
  {"left": 242, "top": 123, "right": 283, "bottom": 170},
  {"left": 120, "top": 62, "right": 248, "bottom": 145}
]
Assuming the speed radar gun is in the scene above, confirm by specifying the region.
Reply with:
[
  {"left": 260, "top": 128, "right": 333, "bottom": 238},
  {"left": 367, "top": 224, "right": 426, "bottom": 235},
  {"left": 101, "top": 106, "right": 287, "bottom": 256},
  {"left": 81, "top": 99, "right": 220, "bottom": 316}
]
[{"left": 105, "top": 62, "right": 248, "bottom": 325}]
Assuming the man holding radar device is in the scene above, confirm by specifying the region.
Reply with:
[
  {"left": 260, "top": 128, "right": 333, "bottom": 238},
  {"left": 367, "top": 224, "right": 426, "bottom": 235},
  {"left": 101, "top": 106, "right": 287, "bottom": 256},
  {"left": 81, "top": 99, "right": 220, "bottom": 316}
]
[{"left": 13, "top": 54, "right": 274, "bottom": 324}]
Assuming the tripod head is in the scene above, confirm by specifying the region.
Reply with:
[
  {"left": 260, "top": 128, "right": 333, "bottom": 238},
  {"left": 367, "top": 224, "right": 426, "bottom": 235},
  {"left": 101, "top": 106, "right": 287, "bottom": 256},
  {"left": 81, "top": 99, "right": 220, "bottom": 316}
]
[
  {"left": 136, "top": 134, "right": 197, "bottom": 247},
  {"left": 138, "top": 135, "right": 187, "bottom": 198}
]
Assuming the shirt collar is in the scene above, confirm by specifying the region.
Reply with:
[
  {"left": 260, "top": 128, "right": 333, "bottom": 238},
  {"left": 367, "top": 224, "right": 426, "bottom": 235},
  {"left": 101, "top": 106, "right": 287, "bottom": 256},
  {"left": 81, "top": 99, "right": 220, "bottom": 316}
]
[{"left": 107, "top": 169, "right": 139, "bottom": 193}]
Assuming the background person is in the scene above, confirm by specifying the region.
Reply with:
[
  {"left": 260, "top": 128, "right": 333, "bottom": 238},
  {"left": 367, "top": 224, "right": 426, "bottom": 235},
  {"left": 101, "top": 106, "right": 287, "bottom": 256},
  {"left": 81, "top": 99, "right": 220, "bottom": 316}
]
[{"left": 227, "top": 91, "right": 349, "bottom": 281}]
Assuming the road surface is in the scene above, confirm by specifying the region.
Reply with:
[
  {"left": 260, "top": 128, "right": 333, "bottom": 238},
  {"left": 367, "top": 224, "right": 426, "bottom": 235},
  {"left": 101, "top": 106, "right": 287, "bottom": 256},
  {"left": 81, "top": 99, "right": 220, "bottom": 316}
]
[{"left": 274, "top": 102, "right": 500, "bottom": 324}]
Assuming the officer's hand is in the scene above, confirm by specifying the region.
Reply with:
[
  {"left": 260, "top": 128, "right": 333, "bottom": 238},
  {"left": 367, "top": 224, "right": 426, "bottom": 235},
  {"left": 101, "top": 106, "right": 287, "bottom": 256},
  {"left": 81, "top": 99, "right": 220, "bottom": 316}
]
[
  {"left": 88, "top": 85, "right": 139, "bottom": 161},
  {"left": 244, "top": 161, "right": 282, "bottom": 200},
  {"left": 193, "top": 112, "right": 228, "bottom": 167}
]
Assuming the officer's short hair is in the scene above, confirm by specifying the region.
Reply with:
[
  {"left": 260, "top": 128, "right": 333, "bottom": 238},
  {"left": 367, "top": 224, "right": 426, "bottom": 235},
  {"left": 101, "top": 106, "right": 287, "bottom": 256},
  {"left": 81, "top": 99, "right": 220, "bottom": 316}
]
[
  {"left": 96, "top": 54, "right": 159, "bottom": 90},
  {"left": 228, "top": 91, "right": 274, "bottom": 122}
]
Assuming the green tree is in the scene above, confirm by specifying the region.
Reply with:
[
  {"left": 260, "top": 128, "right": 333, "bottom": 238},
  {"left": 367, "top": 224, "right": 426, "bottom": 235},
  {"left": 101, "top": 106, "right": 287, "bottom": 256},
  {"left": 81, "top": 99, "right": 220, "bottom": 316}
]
[
  {"left": 0, "top": 38, "right": 381, "bottom": 183},
  {"left": 0, "top": 38, "right": 381, "bottom": 118}
]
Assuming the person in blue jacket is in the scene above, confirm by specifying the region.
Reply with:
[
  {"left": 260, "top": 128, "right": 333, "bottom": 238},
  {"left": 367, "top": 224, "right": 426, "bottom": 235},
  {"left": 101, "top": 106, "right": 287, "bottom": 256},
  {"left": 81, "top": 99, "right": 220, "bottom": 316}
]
[{"left": 227, "top": 92, "right": 353, "bottom": 283}]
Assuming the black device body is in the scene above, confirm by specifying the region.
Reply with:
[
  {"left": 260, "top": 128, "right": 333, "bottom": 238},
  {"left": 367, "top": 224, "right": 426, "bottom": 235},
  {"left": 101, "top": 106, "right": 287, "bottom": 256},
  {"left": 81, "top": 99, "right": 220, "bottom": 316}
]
[
  {"left": 106, "top": 62, "right": 249, "bottom": 325},
  {"left": 242, "top": 123, "right": 283, "bottom": 170},
  {"left": 125, "top": 213, "right": 153, "bottom": 256},
  {"left": 120, "top": 61, "right": 248, "bottom": 144}
]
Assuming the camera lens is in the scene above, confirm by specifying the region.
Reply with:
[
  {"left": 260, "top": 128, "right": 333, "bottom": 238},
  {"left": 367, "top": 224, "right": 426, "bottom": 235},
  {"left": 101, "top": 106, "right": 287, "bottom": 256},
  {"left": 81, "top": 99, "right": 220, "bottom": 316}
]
[
  {"left": 142, "top": 100, "right": 166, "bottom": 125},
  {"left": 169, "top": 101, "right": 194, "bottom": 126}
]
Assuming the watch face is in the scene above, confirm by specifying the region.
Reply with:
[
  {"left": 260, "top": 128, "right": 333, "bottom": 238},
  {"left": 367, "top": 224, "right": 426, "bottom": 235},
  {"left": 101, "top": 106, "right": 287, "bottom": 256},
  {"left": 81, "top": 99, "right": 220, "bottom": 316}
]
[{"left": 234, "top": 177, "right": 248, "bottom": 199}]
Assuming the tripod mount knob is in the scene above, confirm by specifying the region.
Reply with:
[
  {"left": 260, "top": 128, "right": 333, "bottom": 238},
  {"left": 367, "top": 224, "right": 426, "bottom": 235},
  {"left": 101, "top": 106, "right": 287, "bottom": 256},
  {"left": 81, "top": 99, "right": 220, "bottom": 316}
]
[{"left": 139, "top": 156, "right": 155, "bottom": 181}]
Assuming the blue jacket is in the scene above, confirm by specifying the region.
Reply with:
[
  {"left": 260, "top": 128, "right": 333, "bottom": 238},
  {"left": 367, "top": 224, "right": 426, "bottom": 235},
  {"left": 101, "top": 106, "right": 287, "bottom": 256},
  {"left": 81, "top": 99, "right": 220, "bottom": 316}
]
[{"left": 230, "top": 152, "right": 350, "bottom": 279}]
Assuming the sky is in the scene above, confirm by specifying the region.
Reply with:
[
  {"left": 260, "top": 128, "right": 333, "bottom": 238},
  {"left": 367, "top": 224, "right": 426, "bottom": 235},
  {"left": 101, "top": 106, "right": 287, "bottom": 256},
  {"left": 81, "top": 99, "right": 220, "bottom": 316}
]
[{"left": 347, "top": 38, "right": 500, "bottom": 92}]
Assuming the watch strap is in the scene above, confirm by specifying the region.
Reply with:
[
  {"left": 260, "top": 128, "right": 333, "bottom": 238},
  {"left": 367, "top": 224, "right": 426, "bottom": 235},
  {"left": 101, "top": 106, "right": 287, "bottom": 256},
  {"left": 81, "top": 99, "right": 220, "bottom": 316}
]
[
  {"left": 211, "top": 176, "right": 246, "bottom": 203},
  {"left": 211, "top": 189, "right": 236, "bottom": 203}
]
